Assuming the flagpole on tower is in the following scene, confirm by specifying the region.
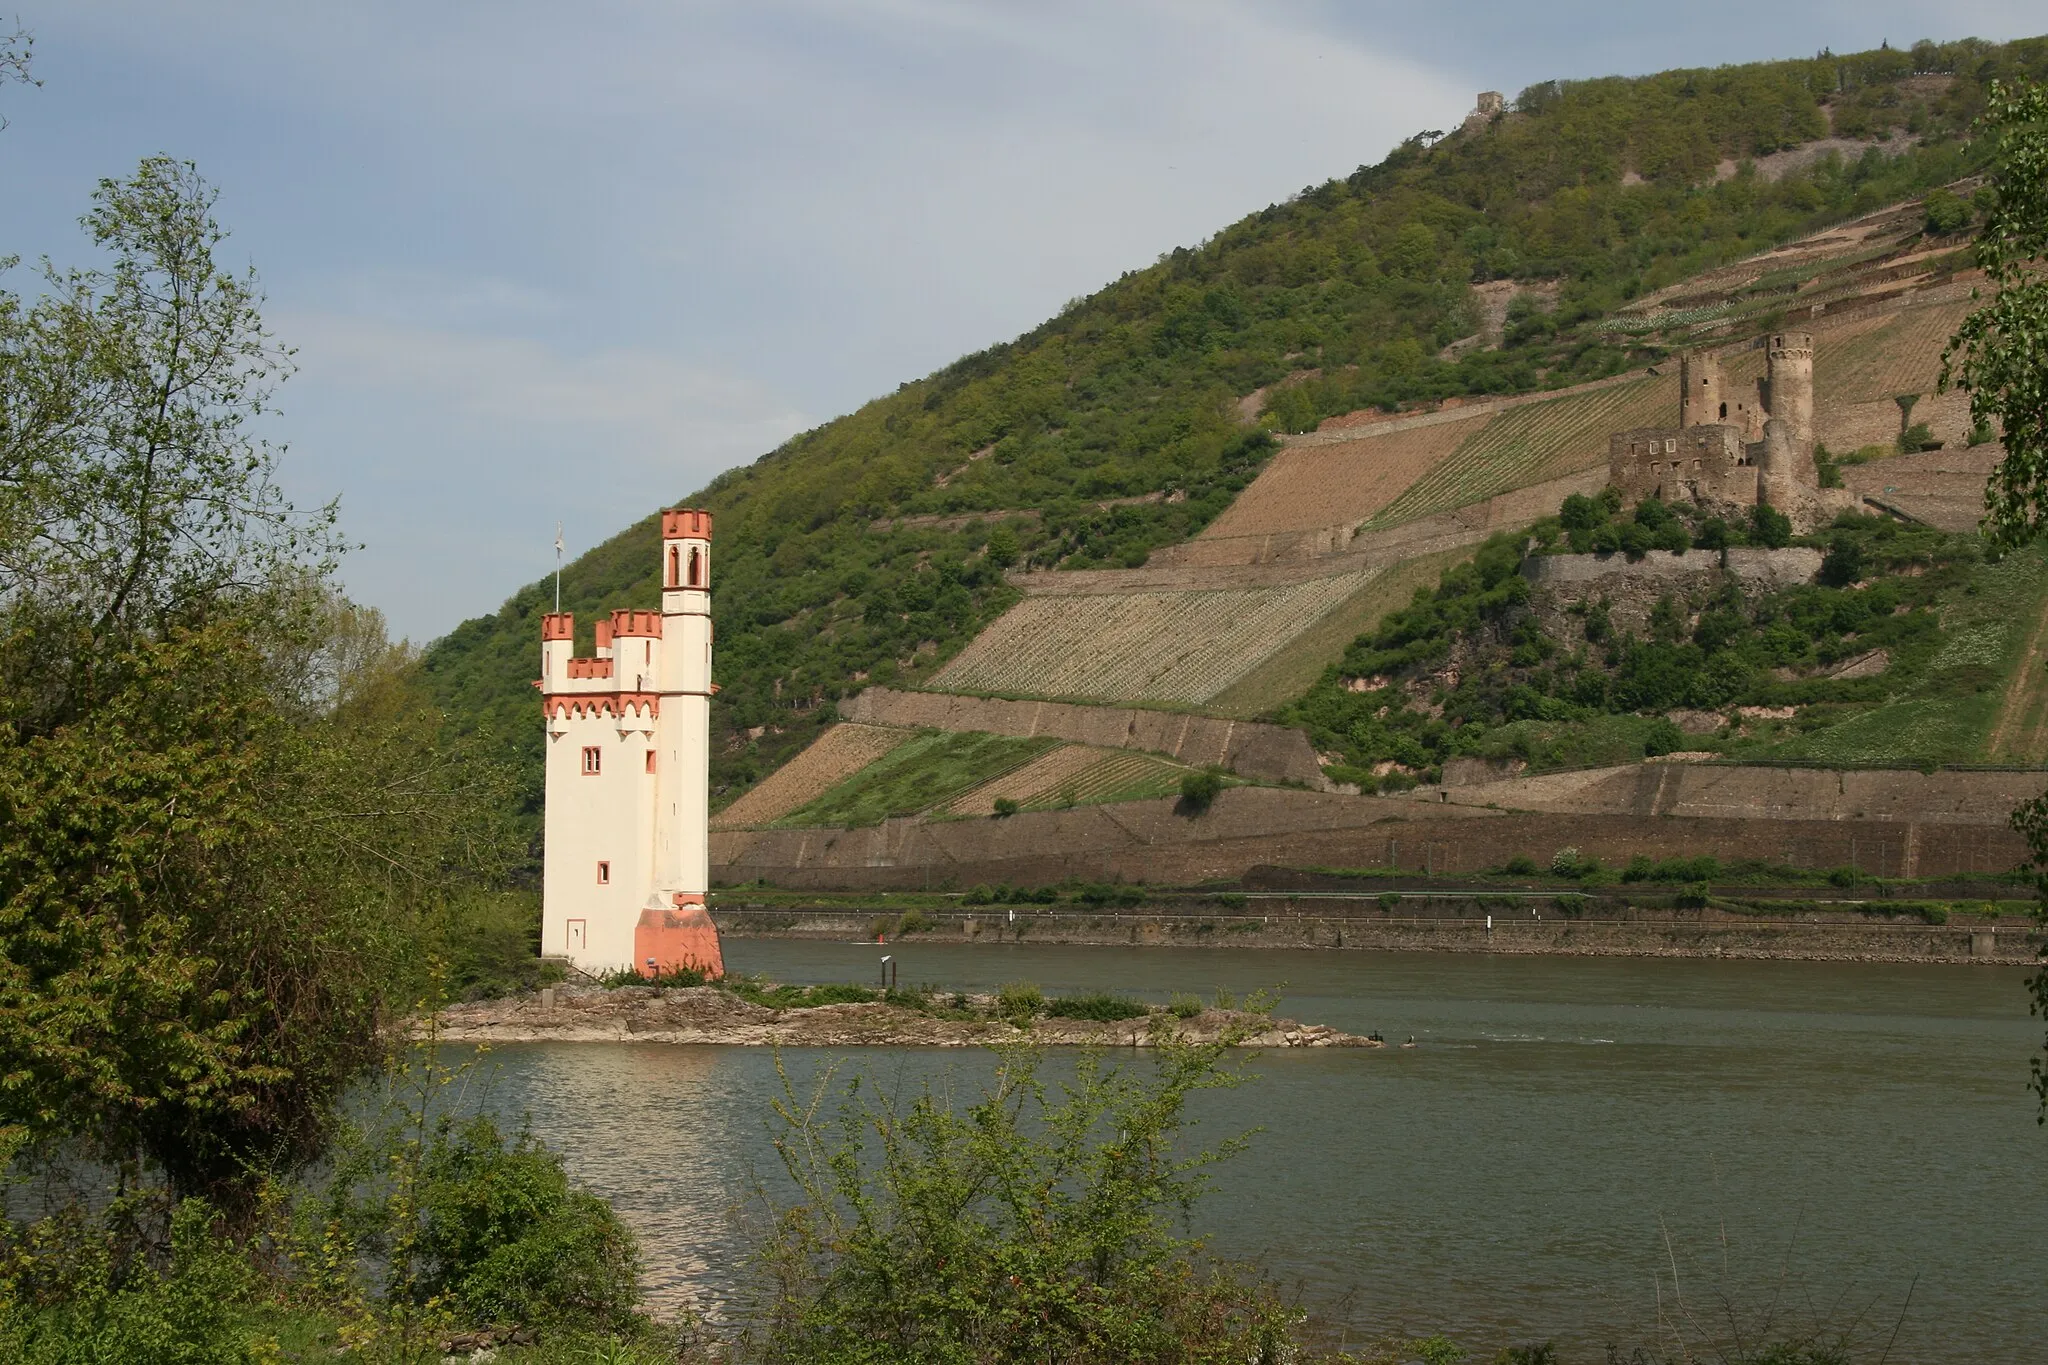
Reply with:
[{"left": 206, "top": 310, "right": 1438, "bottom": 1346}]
[{"left": 554, "top": 522, "right": 564, "bottom": 613}]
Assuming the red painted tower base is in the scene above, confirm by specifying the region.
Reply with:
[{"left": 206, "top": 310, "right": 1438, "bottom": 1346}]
[{"left": 634, "top": 896, "right": 725, "bottom": 979}]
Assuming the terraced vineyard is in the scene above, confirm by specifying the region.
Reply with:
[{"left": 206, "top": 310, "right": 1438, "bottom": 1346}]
[
  {"left": 932, "top": 569, "right": 1375, "bottom": 704},
  {"left": 943, "top": 745, "right": 1188, "bottom": 816},
  {"left": 1197, "top": 413, "right": 1490, "bottom": 541},
  {"left": 1364, "top": 377, "right": 1668, "bottom": 529},
  {"left": 775, "top": 730, "right": 1058, "bottom": 828},
  {"left": 1814, "top": 297, "right": 1975, "bottom": 404},
  {"left": 711, "top": 722, "right": 911, "bottom": 827}
]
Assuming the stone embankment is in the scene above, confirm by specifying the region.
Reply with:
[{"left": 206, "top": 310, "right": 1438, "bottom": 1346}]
[
  {"left": 432, "top": 985, "right": 1376, "bottom": 1049},
  {"left": 713, "top": 905, "right": 2043, "bottom": 966},
  {"left": 710, "top": 777, "right": 2034, "bottom": 890}
]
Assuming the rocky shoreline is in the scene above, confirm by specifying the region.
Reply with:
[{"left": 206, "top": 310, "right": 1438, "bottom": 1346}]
[{"left": 431, "top": 984, "right": 1379, "bottom": 1049}]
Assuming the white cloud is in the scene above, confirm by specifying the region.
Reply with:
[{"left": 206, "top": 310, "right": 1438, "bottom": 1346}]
[{"left": 284, "top": 310, "right": 811, "bottom": 475}]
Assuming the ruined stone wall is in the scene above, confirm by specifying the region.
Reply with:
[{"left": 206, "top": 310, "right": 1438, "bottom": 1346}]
[
  {"left": 1610, "top": 423, "right": 1754, "bottom": 505},
  {"left": 837, "top": 687, "right": 1326, "bottom": 785},
  {"left": 1522, "top": 546, "right": 1821, "bottom": 635}
]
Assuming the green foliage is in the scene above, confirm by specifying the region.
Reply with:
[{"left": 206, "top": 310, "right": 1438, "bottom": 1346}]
[
  {"left": 400, "top": 1116, "right": 640, "bottom": 1329},
  {"left": 963, "top": 882, "right": 1059, "bottom": 906},
  {"left": 1750, "top": 503, "right": 1794, "bottom": 548},
  {"left": 1923, "top": 186, "right": 1974, "bottom": 234},
  {"left": 2009, "top": 776, "right": 2048, "bottom": 1123},
  {"left": 422, "top": 39, "right": 2048, "bottom": 821},
  {"left": 996, "top": 981, "right": 1045, "bottom": 1017},
  {"left": 1178, "top": 768, "right": 1226, "bottom": 812},
  {"left": 429, "top": 891, "right": 565, "bottom": 1001},
  {"left": 991, "top": 796, "right": 1020, "bottom": 818},
  {"left": 779, "top": 730, "right": 1056, "bottom": 828},
  {"left": 1502, "top": 854, "right": 1540, "bottom": 876},
  {"left": 1622, "top": 855, "right": 1721, "bottom": 883},
  {"left": 1942, "top": 77, "right": 2048, "bottom": 547},
  {"left": 749, "top": 1038, "right": 1291, "bottom": 1365},
  {"left": 0, "top": 162, "right": 520, "bottom": 1212},
  {"left": 1168, "top": 993, "right": 1204, "bottom": 1020},
  {"left": 1045, "top": 992, "right": 1151, "bottom": 1022},
  {"left": 1303, "top": 499, "right": 2034, "bottom": 772},
  {"left": 314, "top": 1041, "right": 641, "bottom": 1351},
  {"left": 0, "top": 1198, "right": 266, "bottom": 1365}
]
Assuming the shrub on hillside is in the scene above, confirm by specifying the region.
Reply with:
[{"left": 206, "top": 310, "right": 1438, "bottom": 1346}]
[{"left": 1178, "top": 769, "right": 1225, "bottom": 813}]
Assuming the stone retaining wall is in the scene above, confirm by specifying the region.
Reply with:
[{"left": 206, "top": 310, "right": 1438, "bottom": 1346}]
[{"left": 710, "top": 783, "right": 2032, "bottom": 890}]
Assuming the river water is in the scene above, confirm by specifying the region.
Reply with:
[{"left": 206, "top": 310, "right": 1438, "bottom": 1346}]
[{"left": 475, "top": 942, "right": 2047, "bottom": 1361}]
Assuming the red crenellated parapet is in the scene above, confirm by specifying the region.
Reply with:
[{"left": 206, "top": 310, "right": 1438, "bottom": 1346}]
[
  {"left": 611, "top": 609, "right": 663, "bottom": 638},
  {"left": 661, "top": 508, "right": 713, "bottom": 541},
  {"left": 565, "top": 657, "right": 614, "bottom": 679},
  {"left": 541, "top": 612, "right": 574, "bottom": 642}
]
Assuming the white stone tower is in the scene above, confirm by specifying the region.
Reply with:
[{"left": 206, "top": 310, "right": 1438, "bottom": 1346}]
[{"left": 538, "top": 508, "right": 723, "bottom": 978}]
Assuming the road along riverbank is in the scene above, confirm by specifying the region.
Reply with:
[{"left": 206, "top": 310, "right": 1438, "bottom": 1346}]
[
  {"left": 710, "top": 897, "right": 2045, "bottom": 965},
  {"left": 431, "top": 983, "right": 1377, "bottom": 1048}
]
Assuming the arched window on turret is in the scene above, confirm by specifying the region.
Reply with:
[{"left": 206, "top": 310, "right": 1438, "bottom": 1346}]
[
  {"left": 687, "top": 547, "right": 703, "bottom": 587},
  {"left": 668, "top": 546, "right": 680, "bottom": 587}
]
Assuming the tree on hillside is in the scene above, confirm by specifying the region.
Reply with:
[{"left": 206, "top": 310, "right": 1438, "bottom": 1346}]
[
  {"left": 1942, "top": 79, "right": 2048, "bottom": 548},
  {"left": 1941, "top": 78, "right": 2048, "bottom": 1121},
  {"left": 0, "top": 160, "right": 517, "bottom": 1209}
]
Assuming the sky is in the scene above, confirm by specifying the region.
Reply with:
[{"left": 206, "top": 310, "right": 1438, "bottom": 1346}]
[{"left": 1, "top": 2, "right": 2040, "bottom": 641}]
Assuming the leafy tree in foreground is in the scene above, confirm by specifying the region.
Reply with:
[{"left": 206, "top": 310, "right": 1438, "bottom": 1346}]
[
  {"left": 0, "top": 160, "right": 518, "bottom": 1207},
  {"left": 1942, "top": 79, "right": 2048, "bottom": 1119},
  {"left": 747, "top": 1034, "right": 1295, "bottom": 1364},
  {"left": 1942, "top": 79, "right": 2048, "bottom": 548}
]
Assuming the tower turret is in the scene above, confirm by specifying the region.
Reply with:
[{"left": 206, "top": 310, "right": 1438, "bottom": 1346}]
[
  {"left": 1680, "top": 350, "right": 1725, "bottom": 429},
  {"left": 637, "top": 507, "right": 721, "bottom": 978},
  {"left": 1765, "top": 331, "right": 1814, "bottom": 453},
  {"left": 1758, "top": 418, "right": 1800, "bottom": 509}
]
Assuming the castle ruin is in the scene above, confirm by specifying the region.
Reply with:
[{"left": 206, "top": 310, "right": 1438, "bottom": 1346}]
[{"left": 1608, "top": 332, "right": 1837, "bottom": 526}]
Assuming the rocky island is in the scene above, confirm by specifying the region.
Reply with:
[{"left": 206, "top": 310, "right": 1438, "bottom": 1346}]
[{"left": 431, "top": 982, "right": 1379, "bottom": 1049}]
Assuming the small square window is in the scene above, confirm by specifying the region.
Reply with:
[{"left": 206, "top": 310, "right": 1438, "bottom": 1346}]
[
  {"left": 596, "top": 861, "right": 610, "bottom": 885},
  {"left": 581, "top": 746, "right": 601, "bottom": 775},
  {"left": 645, "top": 749, "right": 657, "bottom": 773}
]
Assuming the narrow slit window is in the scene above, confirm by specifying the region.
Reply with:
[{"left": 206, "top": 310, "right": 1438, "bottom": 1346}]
[
  {"left": 596, "top": 861, "right": 610, "bottom": 884},
  {"left": 645, "top": 749, "right": 657, "bottom": 773},
  {"left": 581, "top": 745, "right": 601, "bottom": 775},
  {"left": 687, "top": 547, "right": 703, "bottom": 587},
  {"left": 667, "top": 546, "right": 679, "bottom": 587}
]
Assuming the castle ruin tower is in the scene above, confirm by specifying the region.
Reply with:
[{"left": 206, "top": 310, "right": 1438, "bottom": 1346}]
[
  {"left": 537, "top": 509, "right": 724, "bottom": 980},
  {"left": 1765, "top": 331, "right": 1814, "bottom": 453},
  {"left": 1680, "top": 350, "right": 1725, "bottom": 428},
  {"left": 1757, "top": 418, "right": 1801, "bottom": 509}
]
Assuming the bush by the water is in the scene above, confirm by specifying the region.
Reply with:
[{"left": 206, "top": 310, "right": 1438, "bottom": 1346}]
[{"left": 1046, "top": 992, "right": 1151, "bottom": 1022}]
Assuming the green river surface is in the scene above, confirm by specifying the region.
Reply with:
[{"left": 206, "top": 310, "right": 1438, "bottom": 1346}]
[{"left": 474, "top": 942, "right": 2047, "bottom": 1361}]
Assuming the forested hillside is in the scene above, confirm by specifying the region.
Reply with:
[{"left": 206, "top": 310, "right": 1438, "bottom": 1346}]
[{"left": 421, "top": 35, "right": 2048, "bottom": 827}]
